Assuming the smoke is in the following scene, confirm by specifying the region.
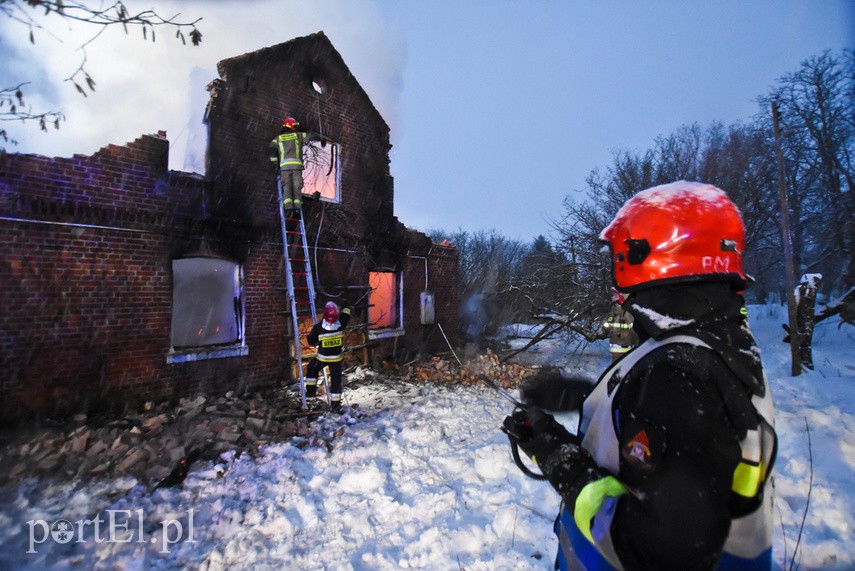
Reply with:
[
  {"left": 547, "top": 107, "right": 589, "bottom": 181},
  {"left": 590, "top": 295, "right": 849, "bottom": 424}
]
[{"left": 0, "top": 0, "right": 405, "bottom": 170}]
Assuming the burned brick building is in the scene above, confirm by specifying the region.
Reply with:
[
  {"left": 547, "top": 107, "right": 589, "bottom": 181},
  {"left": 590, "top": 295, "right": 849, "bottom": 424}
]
[{"left": 0, "top": 32, "right": 459, "bottom": 423}]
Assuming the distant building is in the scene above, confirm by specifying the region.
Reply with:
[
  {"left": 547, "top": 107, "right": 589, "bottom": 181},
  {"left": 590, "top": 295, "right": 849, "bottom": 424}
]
[{"left": 0, "top": 32, "right": 458, "bottom": 423}]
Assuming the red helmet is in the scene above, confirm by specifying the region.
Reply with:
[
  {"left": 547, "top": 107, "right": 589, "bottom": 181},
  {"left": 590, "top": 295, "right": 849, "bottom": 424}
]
[
  {"left": 282, "top": 117, "right": 299, "bottom": 130},
  {"left": 323, "top": 301, "right": 340, "bottom": 323},
  {"left": 599, "top": 181, "right": 748, "bottom": 292}
]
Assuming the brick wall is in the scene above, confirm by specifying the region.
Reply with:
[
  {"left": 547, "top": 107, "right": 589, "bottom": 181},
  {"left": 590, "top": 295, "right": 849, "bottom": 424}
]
[{"left": 0, "top": 33, "right": 458, "bottom": 424}]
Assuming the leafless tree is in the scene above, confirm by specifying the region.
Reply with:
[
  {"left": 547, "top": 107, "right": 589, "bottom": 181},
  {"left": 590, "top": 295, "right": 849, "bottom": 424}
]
[
  {"left": 0, "top": 0, "right": 202, "bottom": 146},
  {"left": 759, "top": 50, "right": 854, "bottom": 294}
]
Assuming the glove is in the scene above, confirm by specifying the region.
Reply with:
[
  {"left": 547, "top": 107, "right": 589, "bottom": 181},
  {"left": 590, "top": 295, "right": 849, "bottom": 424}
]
[
  {"left": 519, "top": 369, "right": 594, "bottom": 412},
  {"left": 502, "top": 406, "right": 576, "bottom": 467},
  {"left": 503, "top": 407, "right": 605, "bottom": 506}
]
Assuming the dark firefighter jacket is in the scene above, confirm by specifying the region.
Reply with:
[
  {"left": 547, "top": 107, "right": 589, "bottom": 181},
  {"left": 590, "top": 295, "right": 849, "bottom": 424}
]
[
  {"left": 269, "top": 131, "right": 322, "bottom": 171},
  {"left": 307, "top": 308, "right": 351, "bottom": 363},
  {"left": 603, "top": 303, "right": 638, "bottom": 355},
  {"left": 544, "top": 283, "right": 777, "bottom": 570}
]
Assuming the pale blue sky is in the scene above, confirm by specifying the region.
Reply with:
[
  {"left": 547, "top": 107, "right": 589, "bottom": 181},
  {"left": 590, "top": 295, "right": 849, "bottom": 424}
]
[
  {"left": 2, "top": 1, "right": 852, "bottom": 243},
  {"left": 379, "top": 1, "right": 854, "bottom": 241}
]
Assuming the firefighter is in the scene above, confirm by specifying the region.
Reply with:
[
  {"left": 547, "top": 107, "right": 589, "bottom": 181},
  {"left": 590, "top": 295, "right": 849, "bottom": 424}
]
[
  {"left": 269, "top": 116, "right": 324, "bottom": 216},
  {"left": 602, "top": 289, "right": 638, "bottom": 362},
  {"left": 504, "top": 181, "right": 777, "bottom": 570},
  {"left": 305, "top": 302, "right": 351, "bottom": 412}
]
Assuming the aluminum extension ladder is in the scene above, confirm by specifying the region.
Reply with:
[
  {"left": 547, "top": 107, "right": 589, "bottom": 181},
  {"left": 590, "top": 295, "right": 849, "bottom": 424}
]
[{"left": 276, "top": 175, "right": 330, "bottom": 410}]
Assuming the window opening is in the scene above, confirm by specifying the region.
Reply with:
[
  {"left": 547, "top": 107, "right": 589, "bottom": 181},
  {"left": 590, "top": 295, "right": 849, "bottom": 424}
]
[
  {"left": 369, "top": 271, "right": 402, "bottom": 331},
  {"left": 302, "top": 139, "right": 340, "bottom": 202},
  {"left": 171, "top": 258, "right": 245, "bottom": 353}
]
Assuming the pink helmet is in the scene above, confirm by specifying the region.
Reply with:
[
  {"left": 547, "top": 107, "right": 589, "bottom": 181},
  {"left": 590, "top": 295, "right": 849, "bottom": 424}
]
[{"left": 323, "top": 302, "right": 340, "bottom": 323}]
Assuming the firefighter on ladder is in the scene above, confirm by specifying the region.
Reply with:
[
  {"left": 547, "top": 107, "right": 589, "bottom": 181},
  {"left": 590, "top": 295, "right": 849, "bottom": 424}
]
[
  {"left": 269, "top": 116, "right": 324, "bottom": 217},
  {"left": 305, "top": 302, "right": 351, "bottom": 413},
  {"left": 602, "top": 289, "right": 638, "bottom": 362}
]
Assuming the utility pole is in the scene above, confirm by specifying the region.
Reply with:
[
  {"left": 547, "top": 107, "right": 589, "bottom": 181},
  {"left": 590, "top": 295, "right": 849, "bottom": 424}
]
[{"left": 771, "top": 100, "right": 802, "bottom": 376}]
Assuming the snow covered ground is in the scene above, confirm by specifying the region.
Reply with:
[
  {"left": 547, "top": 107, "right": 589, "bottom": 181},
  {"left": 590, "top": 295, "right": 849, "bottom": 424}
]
[{"left": 0, "top": 304, "right": 852, "bottom": 570}]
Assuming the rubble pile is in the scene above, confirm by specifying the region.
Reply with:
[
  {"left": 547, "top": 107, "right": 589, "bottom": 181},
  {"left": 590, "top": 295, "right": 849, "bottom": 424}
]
[
  {"left": 405, "top": 349, "right": 536, "bottom": 389},
  {"left": 0, "top": 352, "right": 537, "bottom": 489},
  {"left": 0, "top": 386, "right": 352, "bottom": 488}
]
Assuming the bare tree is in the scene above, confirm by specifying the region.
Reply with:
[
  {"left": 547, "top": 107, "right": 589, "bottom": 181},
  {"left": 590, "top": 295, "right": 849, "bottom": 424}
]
[
  {"left": 0, "top": 0, "right": 202, "bottom": 146},
  {"left": 552, "top": 120, "right": 785, "bottom": 310},
  {"left": 760, "top": 50, "right": 855, "bottom": 294}
]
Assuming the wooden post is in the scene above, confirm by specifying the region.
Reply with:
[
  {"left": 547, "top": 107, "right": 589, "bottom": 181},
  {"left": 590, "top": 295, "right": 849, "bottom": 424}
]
[{"left": 771, "top": 100, "right": 802, "bottom": 376}]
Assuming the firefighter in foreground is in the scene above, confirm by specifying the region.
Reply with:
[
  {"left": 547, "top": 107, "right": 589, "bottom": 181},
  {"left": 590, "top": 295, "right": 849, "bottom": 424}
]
[
  {"left": 269, "top": 116, "right": 323, "bottom": 216},
  {"left": 504, "top": 181, "right": 777, "bottom": 569},
  {"left": 305, "top": 302, "right": 351, "bottom": 412}
]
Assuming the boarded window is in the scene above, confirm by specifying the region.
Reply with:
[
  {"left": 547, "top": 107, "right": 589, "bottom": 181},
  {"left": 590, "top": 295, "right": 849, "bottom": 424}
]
[
  {"left": 369, "top": 271, "right": 401, "bottom": 330},
  {"left": 302, "top": 141, "right": 340, "bottom": 202},
  {"left": 171, "top": 258, "right": 244, "bottom": 349}
]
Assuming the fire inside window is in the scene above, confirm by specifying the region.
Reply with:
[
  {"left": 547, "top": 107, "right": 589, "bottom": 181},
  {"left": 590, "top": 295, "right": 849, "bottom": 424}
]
[
  {"left": 302, "top": 140, "right": 339, "bottom": 202},
  {"left": 171, "top": 258, "right": 244, "bottom": 349},
  {"left": 369, "top": 272, "right": 401, "bottom": 330}
]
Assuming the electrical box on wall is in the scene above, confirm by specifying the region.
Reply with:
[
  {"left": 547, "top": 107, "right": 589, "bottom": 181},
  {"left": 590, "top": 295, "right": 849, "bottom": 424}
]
[{"left": 420, "top": 291, "right": 435, "bottom": 325}]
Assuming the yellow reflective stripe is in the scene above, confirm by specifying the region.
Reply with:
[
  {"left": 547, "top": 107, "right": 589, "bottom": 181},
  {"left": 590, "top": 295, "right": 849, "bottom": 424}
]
[
  {"left": 574, "top": 476, "right": 627, "bottom": 544},
  {"left": 316, "top": 354, "right": 344, "bottom": 363},
  {"left": 277, "top": 133, "right": 304, "bottom": 168},
  {"left": 319, "top": 333, "right": 343, "bottom": 348},
  {"left": 732, "top": 461, "right": 762, "bottom": 498}
]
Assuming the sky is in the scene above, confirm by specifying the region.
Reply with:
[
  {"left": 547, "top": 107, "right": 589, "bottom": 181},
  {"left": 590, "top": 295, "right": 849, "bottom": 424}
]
[
  {"left": 1, "top": 0, "right": 853, "bottom": 242},
  {"left": 1, "top": 304, "right": 853, "bottom": 569}
]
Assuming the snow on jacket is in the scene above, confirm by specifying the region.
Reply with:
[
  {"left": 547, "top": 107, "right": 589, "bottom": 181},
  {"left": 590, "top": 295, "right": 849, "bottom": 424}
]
[
  {"left": 545, "top": 283, "right": 777, "bottom": 570},
  {"left": 307, "top": 307, "right": 351, "bottom": 363}
]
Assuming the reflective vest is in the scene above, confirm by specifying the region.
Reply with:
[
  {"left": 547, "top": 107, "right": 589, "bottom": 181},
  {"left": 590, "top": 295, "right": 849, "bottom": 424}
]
[
  {"left": 272, "top": 132, "right": 306, "bottom": 170},
  {"left": 555, "top": 335, "right": 776, "bottom": 570}
]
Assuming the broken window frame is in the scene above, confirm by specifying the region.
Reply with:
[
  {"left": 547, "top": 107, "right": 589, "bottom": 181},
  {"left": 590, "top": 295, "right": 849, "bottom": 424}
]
[
  {"left": 167, "top": 257, "right": 248, "bottom": 364},
  {"left": 302, "top": 140, "right": 341, "bottom": 204},
  {"left": 368, "top": 270, "right": 405, "bottom": 340}
]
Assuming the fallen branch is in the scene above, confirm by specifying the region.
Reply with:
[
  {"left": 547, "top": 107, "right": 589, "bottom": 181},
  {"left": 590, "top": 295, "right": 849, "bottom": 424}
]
[{"left": 789, "top": 417, "right": 813, "bottom": 571}]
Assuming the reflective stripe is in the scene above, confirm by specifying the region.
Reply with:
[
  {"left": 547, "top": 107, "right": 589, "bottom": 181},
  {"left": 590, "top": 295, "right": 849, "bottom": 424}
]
[
  {"left": 732, "top": 461, "right": 762, "bottom": 498},
  {"left": 320, "top": 335, "right": 343, "bottom": 348},
  {"left": 731, "top": 427, "right": 769, "bottom": 499},
  {"left": 276, "top": 133, "right": 304, "bottom": 169},
  {"left": 604, "top": 322, "right": 633, "bottom": 329},
  {"left": 574, "top": 476, "right": 627, "bottom": 543},
  {"left": 315, "top": 354, "right": 344, "bottom": 363}
]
